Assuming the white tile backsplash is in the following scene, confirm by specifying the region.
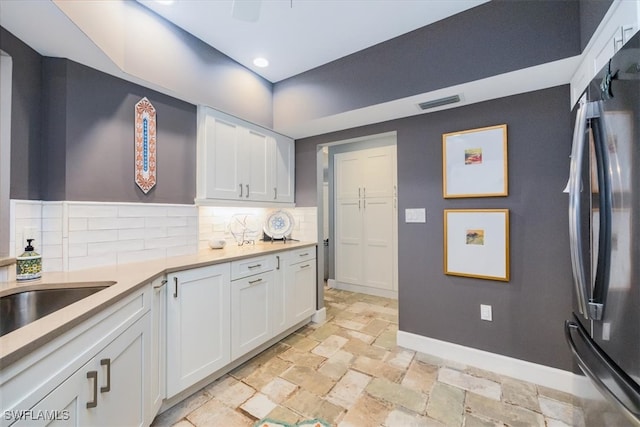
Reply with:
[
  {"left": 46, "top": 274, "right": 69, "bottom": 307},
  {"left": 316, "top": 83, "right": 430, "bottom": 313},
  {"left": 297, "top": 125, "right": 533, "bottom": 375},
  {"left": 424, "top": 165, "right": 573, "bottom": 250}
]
[
  {"left": 10, "top": 199, "right": 318, "bottom": 274},
  {"left": 10, "top": 200, "right": 199, "bottom": 272}
]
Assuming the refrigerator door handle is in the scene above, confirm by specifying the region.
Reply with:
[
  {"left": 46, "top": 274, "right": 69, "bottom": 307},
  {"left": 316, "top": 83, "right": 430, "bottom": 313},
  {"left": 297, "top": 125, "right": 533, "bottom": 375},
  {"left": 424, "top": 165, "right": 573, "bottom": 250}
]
[
  {"left": 568, "top": 99, "right": 590, "bottom": 318},
  {"left": 587, "top": 101, "right": 613, "bottom": 321},
  {"left": 565, "top": 318, "right": 640, "bottom": 424}
]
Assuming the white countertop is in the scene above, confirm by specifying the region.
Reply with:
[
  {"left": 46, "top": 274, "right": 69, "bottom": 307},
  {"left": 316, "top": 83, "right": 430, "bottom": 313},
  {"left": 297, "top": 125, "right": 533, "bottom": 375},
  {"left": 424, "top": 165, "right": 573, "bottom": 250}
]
[{"left": 0, "top": 241, "right": 316, "bottom": 368}]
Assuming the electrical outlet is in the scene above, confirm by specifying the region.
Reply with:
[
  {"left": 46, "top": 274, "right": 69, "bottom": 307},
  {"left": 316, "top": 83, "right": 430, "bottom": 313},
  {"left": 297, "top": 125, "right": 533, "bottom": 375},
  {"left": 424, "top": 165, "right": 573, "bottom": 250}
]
[{"left": 480, "top": 304, "right": 493, "bottom": 321}]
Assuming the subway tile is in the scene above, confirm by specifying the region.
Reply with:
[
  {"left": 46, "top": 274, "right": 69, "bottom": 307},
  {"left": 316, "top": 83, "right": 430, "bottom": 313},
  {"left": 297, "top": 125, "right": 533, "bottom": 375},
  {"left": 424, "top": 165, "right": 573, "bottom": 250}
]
[
  {"left": 87, "top": 240, "right": 145, "bottom": 256},
  {"left": 167, "top": 205, "right": 198, "bottom": 217},
  {"left": 42, "top": 203, "right": 63, "bottom": 219},
  {"left": 118, "top": 205, "right": 167, "bottom": 217},
  {"left": 146, "top": 216, "right": 188, "bottom": 228},
  {"left": 42, "top": 231, "right": 63, "bottom": 246},
  {"left": 89, "top": 217, "right": 145, "bottom": 230},
  {"left": 68, "top": 253, "right": 117, "bottom": 271},
  {"left": 13, "top": 201, "right": 42, "bottom": 219},
  {"left": 68, "top": 218, "right": 88, "bottom": 231},
  {"left": 68, "top": 204, "right": 118, "bottom": 218},
  {"left": 42, "top": 218, "right": 62, "bottom": 232},
  {"left": 145, "top": 236, "right": 187, "bottom": 249},
  {"left": 42, "top": 244, "right": 63, "bottom": 258},
  {"left": 68, "top": 243, "right": 88, "bottom": 258},
  {"left": 117, "top": 248, "right": 166, "bottom": 264},
  {"left": 43, "top": 258, "right": 63, "bottom": 272},
  {"left": 118, "top": 228, "right": 146, "bottom": 240},
  {"left": 68, "top": 229, "right": 119, "bottom": 244}
]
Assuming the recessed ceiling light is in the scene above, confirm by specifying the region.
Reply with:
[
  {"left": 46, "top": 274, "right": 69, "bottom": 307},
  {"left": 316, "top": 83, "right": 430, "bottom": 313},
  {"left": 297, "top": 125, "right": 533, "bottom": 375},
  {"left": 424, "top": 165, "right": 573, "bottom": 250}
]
[{"left": 253, "top": 57, "right": 269, "bottom": 68}]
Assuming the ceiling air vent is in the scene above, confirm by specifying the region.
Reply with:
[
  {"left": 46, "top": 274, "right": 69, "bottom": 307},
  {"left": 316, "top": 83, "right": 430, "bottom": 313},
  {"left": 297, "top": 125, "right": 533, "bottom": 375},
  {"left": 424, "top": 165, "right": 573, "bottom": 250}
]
[{"left": 417, "top": 95, "right": 461, "bottom": 111}]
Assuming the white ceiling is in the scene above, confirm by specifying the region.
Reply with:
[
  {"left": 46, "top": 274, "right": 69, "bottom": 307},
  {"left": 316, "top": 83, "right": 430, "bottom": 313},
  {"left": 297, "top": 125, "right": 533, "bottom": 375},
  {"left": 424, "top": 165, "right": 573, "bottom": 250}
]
[{"left": 135, "top": 0, "right": 489, "bottom": 83}]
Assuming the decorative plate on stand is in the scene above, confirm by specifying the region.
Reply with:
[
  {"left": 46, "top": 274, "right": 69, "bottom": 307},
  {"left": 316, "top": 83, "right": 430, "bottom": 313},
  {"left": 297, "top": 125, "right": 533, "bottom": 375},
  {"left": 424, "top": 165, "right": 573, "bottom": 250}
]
[{"left": 264, "top": 210, "right": 294, "bottom": 239}]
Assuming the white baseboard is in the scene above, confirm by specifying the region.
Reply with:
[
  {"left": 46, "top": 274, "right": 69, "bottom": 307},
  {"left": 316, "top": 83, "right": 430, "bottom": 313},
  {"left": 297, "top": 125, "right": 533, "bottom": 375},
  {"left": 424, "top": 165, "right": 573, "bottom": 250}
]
[
  {"left": 332, "top": 280, "right": 397, "bottom": 299},
  {"left": 311, "top": 307, "right": 326, "bottom": 324},
  {"left": 397, "top": 330, "right": 599, "bottom": 399}
]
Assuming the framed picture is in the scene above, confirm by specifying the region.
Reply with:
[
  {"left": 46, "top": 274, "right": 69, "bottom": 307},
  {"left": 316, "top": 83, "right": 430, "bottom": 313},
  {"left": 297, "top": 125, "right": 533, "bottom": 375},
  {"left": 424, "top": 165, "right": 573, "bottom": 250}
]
[
  {"left": 442, "top": 124, "right": 508, "bottom": 198},
  {"left": 444, "top": 209, "right": 510, "bottom": 281}
]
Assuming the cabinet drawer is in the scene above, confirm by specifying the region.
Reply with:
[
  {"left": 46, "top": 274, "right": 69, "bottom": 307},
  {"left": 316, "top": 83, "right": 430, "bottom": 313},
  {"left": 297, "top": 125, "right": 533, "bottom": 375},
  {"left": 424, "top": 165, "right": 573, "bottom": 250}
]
[
  {"left": 231, "top": 255, "right": 274, "bottom": 280},
  {"left": 288, "top": 247, "right": 316, "bottom": 265}
]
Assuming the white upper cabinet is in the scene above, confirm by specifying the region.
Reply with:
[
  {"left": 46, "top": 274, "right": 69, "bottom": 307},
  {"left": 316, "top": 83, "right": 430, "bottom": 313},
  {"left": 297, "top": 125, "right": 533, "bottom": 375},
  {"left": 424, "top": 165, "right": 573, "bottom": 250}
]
[
  {"left": 570, "top": 1, "right": 639, "bottom": 106},
  {"left": 197, "top": 106, "right": 295, "bottom": 206},
  {"left": 272, "top": 134, "right": 295, "bottom": 203}
]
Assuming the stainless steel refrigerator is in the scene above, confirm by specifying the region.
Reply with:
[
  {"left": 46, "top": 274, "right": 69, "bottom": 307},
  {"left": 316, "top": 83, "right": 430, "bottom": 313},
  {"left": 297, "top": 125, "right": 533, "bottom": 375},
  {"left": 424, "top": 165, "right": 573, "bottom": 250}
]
[{"left": 565, "top": 32, "right": 640, "bottom": 426}]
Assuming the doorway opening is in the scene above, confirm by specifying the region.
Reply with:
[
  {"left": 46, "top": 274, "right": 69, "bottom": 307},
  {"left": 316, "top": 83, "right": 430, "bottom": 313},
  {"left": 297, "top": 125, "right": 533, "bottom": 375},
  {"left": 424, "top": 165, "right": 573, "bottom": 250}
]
[{"left": 316, "top": 131, "right": 398, "bottom": 302}]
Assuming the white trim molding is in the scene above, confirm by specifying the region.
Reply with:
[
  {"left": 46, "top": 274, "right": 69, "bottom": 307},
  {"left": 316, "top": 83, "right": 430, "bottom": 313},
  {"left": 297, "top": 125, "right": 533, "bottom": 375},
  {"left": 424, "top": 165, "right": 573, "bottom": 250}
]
[{"left": 397, "top": 330, "right": 600, "bottom": 399}]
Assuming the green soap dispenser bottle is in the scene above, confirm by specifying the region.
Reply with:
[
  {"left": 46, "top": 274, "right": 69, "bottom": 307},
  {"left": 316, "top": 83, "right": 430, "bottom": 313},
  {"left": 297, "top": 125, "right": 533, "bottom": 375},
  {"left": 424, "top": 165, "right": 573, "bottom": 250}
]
[{"left": 16, "top": 238, "right": 42, "bottom": 281}]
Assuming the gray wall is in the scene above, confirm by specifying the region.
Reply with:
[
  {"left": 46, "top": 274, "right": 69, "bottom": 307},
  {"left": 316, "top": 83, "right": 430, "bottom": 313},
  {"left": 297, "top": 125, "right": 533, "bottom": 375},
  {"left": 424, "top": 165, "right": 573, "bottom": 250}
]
[
  {"left": 295, "top": 85, "right": 574, "bottom": 370},
  {"left": 273, "top": 0, "right": 581, "bottom": 129},
  {"left": 1, "top": 27, "right": 43, "bottom": 200},
  {"left": 580, "top": 0, "right": 614, "bottom": 50},
  {"left": 41, "top": 58, "right": 197, "bottom": 204}
]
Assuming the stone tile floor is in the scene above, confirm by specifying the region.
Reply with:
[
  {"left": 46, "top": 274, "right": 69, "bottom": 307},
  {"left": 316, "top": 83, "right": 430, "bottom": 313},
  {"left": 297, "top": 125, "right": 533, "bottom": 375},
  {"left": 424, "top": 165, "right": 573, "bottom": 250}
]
[{"left": 152, "top": 288, "right": 587, "bottom": 427}]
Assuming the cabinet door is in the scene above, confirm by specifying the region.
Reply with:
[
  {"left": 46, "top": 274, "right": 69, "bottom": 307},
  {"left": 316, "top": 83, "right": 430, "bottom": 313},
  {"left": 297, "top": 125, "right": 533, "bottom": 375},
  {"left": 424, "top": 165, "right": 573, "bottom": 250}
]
[
  {"left": 166, "top": 264, "right": 231, "bottom": 398},
  {"left": 18, "top": 315, "right": 150, "bottom": 427},
  {"left": 335, "top": 151, "right": 362, "bottom": 200},
  {"left": 362, "top": 146, "right": 396, "bottom": 198},
  {"left": 204, "top": 115, "right": 242, "bottom": 200},
  {"left": 241, "top": 128, "right": 270, "bottom": 201},
  {"left": 286, "top": 260, "right": 316, "bottom": 327},
  {"left": 231, "top": 271, "right": 274, "bottom": 359},
  {"left": 335, "top": 199, "right": 363, "bottom": 284},
  {"left": 91, "top": 314, "right": 150, "bottom": 427},
  {"left": 15, "top": 359, "right": 92, "bottom": 426},
  {"left": 149, "top": 277, "right": 166, "bottom": 422},
  {"left": 272, "top": 135, "right": 295, "bottom": 203},
  {"left": 272, "top": 254, "right": 287, "bottom": 336},
  {"left": 362, "top": 198, "right": 395, "bottom": 290}
]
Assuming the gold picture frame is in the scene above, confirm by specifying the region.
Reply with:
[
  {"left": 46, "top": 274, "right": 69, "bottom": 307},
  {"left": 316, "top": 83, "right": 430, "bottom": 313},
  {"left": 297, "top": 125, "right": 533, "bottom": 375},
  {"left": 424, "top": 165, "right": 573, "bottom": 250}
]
[
  {"left": 442, "top": 124, "right": 508, "bottom": 198},
  {"left": 444, "top": 209, "right": 510, "bottom": 281}
]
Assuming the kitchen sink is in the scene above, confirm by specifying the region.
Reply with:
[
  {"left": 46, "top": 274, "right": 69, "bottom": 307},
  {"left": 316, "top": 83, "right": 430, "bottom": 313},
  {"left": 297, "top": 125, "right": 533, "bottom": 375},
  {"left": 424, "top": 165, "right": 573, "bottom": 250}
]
[{"left": 0, "top": 284, "right": 114, "bottom": 337}]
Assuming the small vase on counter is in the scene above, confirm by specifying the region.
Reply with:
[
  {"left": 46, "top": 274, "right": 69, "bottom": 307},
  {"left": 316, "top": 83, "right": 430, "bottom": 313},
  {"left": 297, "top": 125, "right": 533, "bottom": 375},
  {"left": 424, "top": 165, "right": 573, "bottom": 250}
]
[{"left": 16, "top": 239, "right": 42, "bottom": 281}]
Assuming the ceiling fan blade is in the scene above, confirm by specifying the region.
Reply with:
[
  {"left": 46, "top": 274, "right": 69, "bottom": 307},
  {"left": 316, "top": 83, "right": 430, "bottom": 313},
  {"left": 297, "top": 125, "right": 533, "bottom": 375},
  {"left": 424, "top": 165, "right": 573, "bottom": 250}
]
[{"left": 231, "top": 0, "right": 262, "bottom": 22}]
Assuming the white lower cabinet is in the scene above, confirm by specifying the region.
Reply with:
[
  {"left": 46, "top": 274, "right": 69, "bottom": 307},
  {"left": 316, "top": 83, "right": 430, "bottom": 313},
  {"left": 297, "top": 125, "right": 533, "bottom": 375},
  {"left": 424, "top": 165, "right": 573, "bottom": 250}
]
[
  {"left": 165, "top": 264, "right": 231, "bottom": 398},
  {"left": 2, "top": 287, "right": 151, "bottom": 427},
  {"left": 231, "top": 270, "right": 275, "bottom": 359},
  {"left": 284, "top": 248, "right": 317, "bottom": 329},
  {"left": 148, "top": 276, "right": 166, "bottom": 424}
]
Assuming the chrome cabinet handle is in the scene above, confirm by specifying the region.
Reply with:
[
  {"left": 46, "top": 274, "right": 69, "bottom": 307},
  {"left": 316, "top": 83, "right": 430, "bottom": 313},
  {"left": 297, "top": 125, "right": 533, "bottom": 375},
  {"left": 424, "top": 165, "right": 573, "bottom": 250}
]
[
  {"left": 274, "top": 187, "right": 278, "bottom": 200},
  {"left": 248, "top": 278, "right": 262, "bottom": 285},
  {"left": 239, "top": 183, "right": 243, "bottom": 198},
  {"left": 246, "top": 184, "right": 250, "bottom": 198},
  {"left": 276, "top": 255, "right": 280, "bottom": 270},
  {"left": 300, "top": 264, "right": 311, "bottom": 269},
  {"left": 100, "top": 359, "right": 111, "bottom": 393},
  {"left": 358, "top": 187, "right": 361, "bottom": 198},
  {"left": 299, "top": 252, "right": 308, "bottom": 257},
  {"left": 87, "top": 371, "right": 98, "bottom": 408},
  {"left": 153, "top": 279, "right": 167, "bottom": 289},
  {"left": 248, "top": 264, "right": 262, "bottom": 269},
  {"left": 173, "top": 277, "right": 178, "bottom": 298}
]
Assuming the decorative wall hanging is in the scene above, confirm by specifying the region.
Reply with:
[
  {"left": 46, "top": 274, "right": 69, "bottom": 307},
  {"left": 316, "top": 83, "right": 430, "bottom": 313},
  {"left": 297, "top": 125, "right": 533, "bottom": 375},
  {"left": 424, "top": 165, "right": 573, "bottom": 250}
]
[
  {"left": 444, "top": 209, "right": 510, "bottom": 281},
  {"left": 135, "top": 97, "right": 157, "bottom": 193},
  {"left": 442, "top": 124, "right": 508, "bottom": 198}
]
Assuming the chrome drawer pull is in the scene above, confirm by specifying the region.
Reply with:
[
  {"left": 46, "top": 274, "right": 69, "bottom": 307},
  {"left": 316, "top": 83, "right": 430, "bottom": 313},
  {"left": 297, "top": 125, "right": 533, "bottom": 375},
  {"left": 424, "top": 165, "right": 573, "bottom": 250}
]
[
  {"left": 87, "top": 371, "right": 98, "bottom": 408},
  {"left": 249, "top": 278, "right": 263, "bottom": 285},
  {"left": 248, "top": 264, "right": 262, "bottom": 269},
  {"left": 300, "top": 264, "right": 311, "bottom": 269},
  {"left": 299, "top": 253, "right": 308, "bottom": 257},
  {"left": 100, "top": 358, "right": 111, "bottom": 393}
]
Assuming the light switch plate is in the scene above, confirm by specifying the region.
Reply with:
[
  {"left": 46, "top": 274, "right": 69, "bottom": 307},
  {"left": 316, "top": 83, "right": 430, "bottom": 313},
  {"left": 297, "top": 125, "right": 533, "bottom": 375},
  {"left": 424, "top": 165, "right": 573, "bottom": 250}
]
[
  {"left": 405, "top": 208, "right": 426, "bottom": 223},
  {"left": 480, "top": 304, "right": 493, "bottom": 321}
]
